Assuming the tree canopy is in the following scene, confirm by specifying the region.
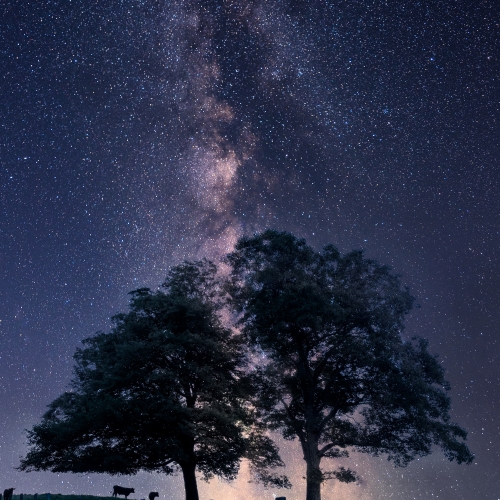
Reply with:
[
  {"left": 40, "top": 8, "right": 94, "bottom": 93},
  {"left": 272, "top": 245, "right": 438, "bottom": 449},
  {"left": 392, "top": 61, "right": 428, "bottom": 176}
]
[
  {"left": 225, "top": 230, "right": 474, "bottom": 500},
  {"left": 20, "top": 232, "right": 473, "bottom": 500},
  {"left": 19, "top": 260, "right": 287, "bottom": 500}
]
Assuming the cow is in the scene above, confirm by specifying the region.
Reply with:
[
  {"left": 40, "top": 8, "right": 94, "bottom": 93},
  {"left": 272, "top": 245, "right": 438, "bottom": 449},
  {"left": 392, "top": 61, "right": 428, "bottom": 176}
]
[
  {"left": 112, "top": 486, "right": 135, "bottom": 499},
  {"left": 149, "top": 492, "right": 159, "bottom": 500},
  {"left": 3, "top": 489, "right": 15, "bottom": 500}
]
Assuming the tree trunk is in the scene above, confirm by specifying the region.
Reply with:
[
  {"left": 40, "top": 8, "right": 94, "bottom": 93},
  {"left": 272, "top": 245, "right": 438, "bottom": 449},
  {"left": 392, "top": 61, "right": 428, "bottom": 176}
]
[
  {"left": 305, "top": 457, "right": 322, "bottom": 500},
  {"left": 181, "top": 462, "right": 199, "bottom": 500},
  {"left": 303, "top": 436, "right": 322, "bottom": 500}
]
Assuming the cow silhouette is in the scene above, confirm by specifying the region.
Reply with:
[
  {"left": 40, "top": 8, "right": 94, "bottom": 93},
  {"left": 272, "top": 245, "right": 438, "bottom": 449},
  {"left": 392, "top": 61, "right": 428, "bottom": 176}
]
[
  {"left": 112, "top": 486, "right": 135, "bottom": 499},
  {"left": 148, "top": 493, "right": 159, "bottom": 500}
]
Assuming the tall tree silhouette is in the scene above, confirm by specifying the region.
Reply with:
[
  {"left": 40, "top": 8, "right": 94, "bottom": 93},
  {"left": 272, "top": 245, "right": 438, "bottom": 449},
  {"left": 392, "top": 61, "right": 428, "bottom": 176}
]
[
  {"left": 19, "top": 260, "right": 287, "bottom": 500},
  {"left": 226, "top": 230, "right": 473, "bottom": 500}
]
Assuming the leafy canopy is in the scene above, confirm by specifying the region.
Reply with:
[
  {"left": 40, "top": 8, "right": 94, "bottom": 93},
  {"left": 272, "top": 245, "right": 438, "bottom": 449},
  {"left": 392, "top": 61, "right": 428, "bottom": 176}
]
[
  {"left": 19, "top": 260, "right": 287, "bottom": 498},
  {"left": 225, "top": 230, "right": 473, "bottom": 498}
]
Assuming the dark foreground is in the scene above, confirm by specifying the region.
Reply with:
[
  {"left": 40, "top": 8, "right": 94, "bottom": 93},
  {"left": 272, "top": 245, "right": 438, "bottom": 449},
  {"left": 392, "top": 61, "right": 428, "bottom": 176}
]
[{"left": 10, "top": 495, "right": 117, "bottom": 500}]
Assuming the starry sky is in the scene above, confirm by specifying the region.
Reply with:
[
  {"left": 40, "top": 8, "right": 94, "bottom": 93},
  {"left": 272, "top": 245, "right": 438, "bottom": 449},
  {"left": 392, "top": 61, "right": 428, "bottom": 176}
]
[{"left": 1, "top": 1, "right": 499, "bottom": 499}]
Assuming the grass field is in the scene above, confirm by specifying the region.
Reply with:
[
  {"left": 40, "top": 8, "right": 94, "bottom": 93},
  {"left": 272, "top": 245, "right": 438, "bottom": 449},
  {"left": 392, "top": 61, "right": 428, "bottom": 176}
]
[{"left": 11, "top": 495, "right": 118, "bottom": 500}]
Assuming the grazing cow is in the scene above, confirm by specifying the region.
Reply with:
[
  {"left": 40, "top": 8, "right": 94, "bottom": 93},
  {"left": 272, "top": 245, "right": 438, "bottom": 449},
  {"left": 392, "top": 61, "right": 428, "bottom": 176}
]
[
  {"left": 3, "top": 489, "right": 15, "bottom": 500},
  {"left": 149, "top": 492, "right": 159, "bottom": 500},
  {"left": 112, "top": 486, "right": 135, "bottom": 499}
]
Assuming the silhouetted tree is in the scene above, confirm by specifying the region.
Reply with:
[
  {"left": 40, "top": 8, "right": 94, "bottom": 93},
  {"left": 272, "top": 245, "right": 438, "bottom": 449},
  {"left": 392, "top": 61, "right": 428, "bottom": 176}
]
[
  {"left": 225, "top": 230, "right": 473, "bottom": 500},
  {"left": 19, "top": 260, "right": 288, "bottom": 500}
]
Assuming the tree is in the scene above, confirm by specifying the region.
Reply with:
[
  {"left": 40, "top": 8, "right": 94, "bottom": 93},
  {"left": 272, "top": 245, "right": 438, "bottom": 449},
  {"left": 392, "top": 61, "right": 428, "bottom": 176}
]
[
  {"left": 19, "top": 260, "right": 287, "bottom": 500},
  {"left": 225, "top": 230, "right": 474, "bottom": 500}
]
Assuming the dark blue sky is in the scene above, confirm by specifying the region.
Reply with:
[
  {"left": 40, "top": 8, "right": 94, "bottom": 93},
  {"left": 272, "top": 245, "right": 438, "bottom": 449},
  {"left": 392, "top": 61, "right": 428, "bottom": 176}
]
[{"left": 1, "top": 1, "right": 499, "bottom": 499}]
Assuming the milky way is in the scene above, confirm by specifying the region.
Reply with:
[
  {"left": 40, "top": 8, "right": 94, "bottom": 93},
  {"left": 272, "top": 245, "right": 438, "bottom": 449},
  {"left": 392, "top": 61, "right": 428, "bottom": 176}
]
[{"left": 1, "top": 1, "right": 499, "bottom": 499}]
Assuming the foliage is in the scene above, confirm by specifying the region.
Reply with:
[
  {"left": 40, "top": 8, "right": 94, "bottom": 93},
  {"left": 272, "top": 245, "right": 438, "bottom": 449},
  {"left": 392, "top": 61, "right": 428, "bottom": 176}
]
[
  {"left": 225, "top": 230, "right": 474, "bottom": 500},
  {"left": 19, "top": 260, "right": 287, "bottom": 500}
]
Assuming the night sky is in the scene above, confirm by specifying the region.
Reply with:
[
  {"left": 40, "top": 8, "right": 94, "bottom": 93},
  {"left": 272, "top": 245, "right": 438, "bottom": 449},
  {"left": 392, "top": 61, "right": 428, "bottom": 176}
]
[{"left": 1, "top": 1, "right": 499, "bottom": 499}]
